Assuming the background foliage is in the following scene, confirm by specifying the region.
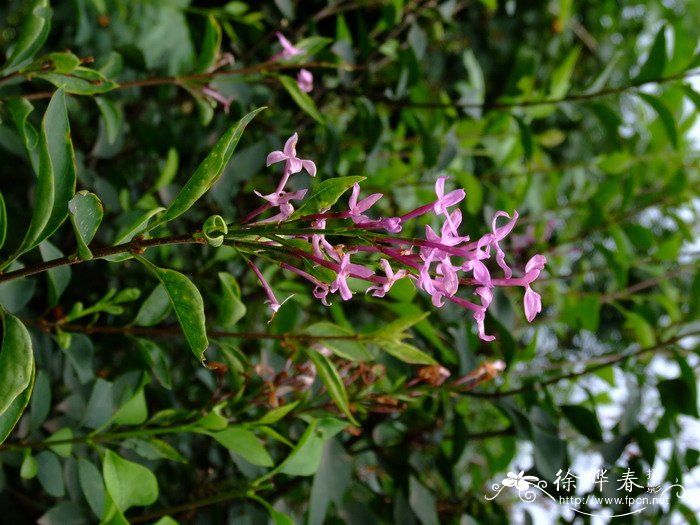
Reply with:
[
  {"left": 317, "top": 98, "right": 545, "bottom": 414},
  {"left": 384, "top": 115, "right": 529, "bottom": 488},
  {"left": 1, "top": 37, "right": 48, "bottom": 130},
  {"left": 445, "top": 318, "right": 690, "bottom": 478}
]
[{"left": 0, "top": 0, "right": 699, "bottom": 523}]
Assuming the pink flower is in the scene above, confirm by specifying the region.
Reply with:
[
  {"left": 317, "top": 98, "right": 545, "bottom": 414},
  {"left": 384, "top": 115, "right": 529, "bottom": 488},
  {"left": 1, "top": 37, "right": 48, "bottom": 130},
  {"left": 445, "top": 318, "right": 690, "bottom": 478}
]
[
  {"left": 297, "top": 68, "right": 313, "bottom": 93},
  {"left": 274, "top": 32, "right": 304, "bottom": 60},
  {"left": 330, "top": 254, "right": 354, "bottom": 301},
  {"left": 433, "top": 176, "right": 465, "bottom": 234},
  {"left": 348, "top": 183, "right": 383, "bottom": 224},
  {"left": 523, "top": 286, "right": 542, "bottom": 322},
  {"left": 367, "top": 259, "right": 408, "bottom": 297},
  {"left": 266, "top": 133, "right": 317, "bottom": 192},
  {"left": 249, "top": 261, "right": 292, "bottom": 319},
  {"left": 280, "top": 262, "right": 331, "bottom": 306},
  {"left": 253, "top": 189, "right": 307, "bottom": 222},
  {"left": 201, "top": 85, "right": 234, "bottom": 113}
]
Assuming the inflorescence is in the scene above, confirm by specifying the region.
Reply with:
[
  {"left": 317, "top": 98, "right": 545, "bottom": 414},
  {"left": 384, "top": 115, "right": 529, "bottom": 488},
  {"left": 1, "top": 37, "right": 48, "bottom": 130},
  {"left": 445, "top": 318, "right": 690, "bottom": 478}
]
[{"left": 242, "top": 133, "right": 546, "bottom": 342}]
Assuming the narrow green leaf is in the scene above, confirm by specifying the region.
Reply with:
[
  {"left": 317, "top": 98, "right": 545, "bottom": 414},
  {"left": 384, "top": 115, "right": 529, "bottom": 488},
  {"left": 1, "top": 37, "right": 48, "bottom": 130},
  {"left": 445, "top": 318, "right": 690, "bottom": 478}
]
[
  {"left": 68, "top": 191, "right": 103, "bottom": 260},
  {"left": 136, "top": 257, "right": 209, "bottom": 362},
  {"left": 275, "top": 418, "right": 346, "bottom": 477},
  {"left": 36, "top": 451, "right": 65, "bottom": 497},
  {"left": 209, "top": 426, "right": 274, "bottom": 466},
  {"left": 637, "top": 93, "right": 678, "bottom": 148},
  {"left": 254, "top": 401, "right": 299, "bottom": 425},
  {"left": 2, "top": 0, "right": 51, "bottom": 74},
  {"left": 279, "top": 75, "right": 325, "bottom": 124},
  {"left": 192, "top": 16, "right": 221, "bottom": 74},
  {"left": 0, "top": 312, "right": 35, "bottom": 415},
  {"left": 103, "top": 450, "right": 159, "bottom": 512},
  {"left": 22, "top": 52, "right": 80, "bottom": 76},
  {"left": 373, "top": 312, "right": 430, "bottom": 339},
  {"left": 302, "top": 322, "right": 371, "bottom": 361},
  {"left": 78, "top": 458, "right": 105, "bottom": 519},
  {"left": 0, "top": 192, "right": 7, "bottom": 251},
  {"left": 306, "top": 350, "right": 359, "bottom": 425},
  {"left": 104, "top": 207, "right": 166, "bottom": 263},
  {"left": 374, "top": 338, "right": 437, "bottom": 365},
  {"left": 94, "top": 97, "right": 123, "bottom": 144},
  {"left": 36, "top": 67, "right": 118, "bottom": 95},
  {"left": 154, "top": 107, "right": 265, "bottom": 227},
  {"left": 17, "top": 88, "right": 77, "bottom": 256},
  {"left": 217, "top": 272, "right": 246, "bottom": 326},
  {"left": 0, "top": 360, "right": 34, "bottom": 444},
  {"left": 121, "top": 437, "right": 187, "bottom": 463},
  {"left": 133, "top": 285, "right": 172, "bottom": 327},
  {"left": 154, "top": 148, "right": 179, "bottom": 191},
  {"left": 561, "top": 404, "right": 603, "bottom": 441},
  {"left": 7, "top": 98, "right": 40, "bottom": 172},
  {"left": 633, "top": 25, "right": 667, "bottom": 84},
  {"left": 248, "top": 494, "right": 295, "bottom": 525},
  {"left": 134, "top": 338, "right": 172, "bottom": 390},
  {"left": 548, "top": 47, "right": 580, "bottom": 99},
  {"left": 290, "top": 176, "right": 365, "bottom": 219},
  {"left": 38, "top": 241, "right": 70, "bottom": 306}
]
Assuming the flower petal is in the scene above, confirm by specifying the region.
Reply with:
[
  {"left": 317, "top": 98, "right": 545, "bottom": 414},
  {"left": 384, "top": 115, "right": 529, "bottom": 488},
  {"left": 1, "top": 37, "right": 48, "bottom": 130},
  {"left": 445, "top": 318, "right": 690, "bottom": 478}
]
[
  {"left": 266, "top": 150, "right": 288, "bottom": 166},
  {"left": 524, "top": 286, "right": 542, "bottom": 322}
]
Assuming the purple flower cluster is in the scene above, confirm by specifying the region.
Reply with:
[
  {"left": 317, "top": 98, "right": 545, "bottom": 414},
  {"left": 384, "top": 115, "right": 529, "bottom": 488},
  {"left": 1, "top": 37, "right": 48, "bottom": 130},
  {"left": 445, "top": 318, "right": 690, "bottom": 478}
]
[
  {"left": 245, "top": 133, "right": 546, "bottom": 340},
  {"left": 273, "top": 33, "right": 314, "bottom": 93}
]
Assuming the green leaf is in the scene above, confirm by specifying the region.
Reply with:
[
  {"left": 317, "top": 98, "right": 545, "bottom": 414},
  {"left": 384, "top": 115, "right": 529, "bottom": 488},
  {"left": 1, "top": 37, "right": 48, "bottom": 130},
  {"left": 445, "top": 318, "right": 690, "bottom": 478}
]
[
  {"left": 373, "top": 312, "right": 430, "bottom": 339},
  {"left": 248, "top": 494, "right": 295, "bottom": 525},
  {"left": 0, "top": 359, "right": 34, "bottom": 444},
  {"left": 0, "top": 312, "right": 35, "bottom": 416},
  {"left": 94, "top": 97, "right": 123, "bottom": 144},
  {"left": 17, "top": 89, "right": 77, "bottom": 257},
  {"left": 36, "top": 67, "right": 118, "bottom": 95},
  {"left": 121, "top": 437, "right": 186, "bottom": 463},
  {"left": 2, "top": 0, "right": 51, "bottom": 74},
  {"left": 637, "top": 92, "right": 678, "bottom": 148},
  {"left": 154, "top": 107, "right": 265, "bottom": 226},
  {"left": 303, "top": 322, "right": 371, "bottom": 361},
  {"left": 136, "top": 257, "right": 209, "bottom": 362},
  {"left": 548, "top": 47, "right": 580, "bottom": 99},
  {"left": 20, "top": 452, "right": 38, "bottom": 479},
  {"left": 658, "top": 378, "right": 698, "bottom": 417},
  {"left": 103, "top": 450, "right": 159, "bottom": 512},
  {"left": 279, "top": 75, "right": 325, "bottom": 124},
  {"left": 22, "top": 52, "right": 80, "bottom": 76},
  {"left": 154, "top": 148, "right": 179, "bottom": 192},
  {"left": 254, "top": 401, "right": 299, "bottom": 425},
  {"left": 36, "top": 451, "right": 65, "bottom": 497},
  {"left": 633, "top": 25, "right": 666, "bottom": 84},
  {"left": 623, "top": 311, "right": 656, "bottom": 347},
  {"left": 39, "top": 241, "right": 71, "bottom": 306},
  {"left": 217, "top": 272, "right": 247, "bottom": 326},
  {"left": 290, "top": 176, "right": 365, "bottom": 219},
  {"left": 78, "top": 458, "right": 106, "bottom": 519},
  {"left": 111, "top": 388, "right": 148, "bottom": 426},
  {"left": 133, "top": 285, "right": 172, "bottom": 327},
  {"left": 561, "top": 404, "right": 603, "bottom": 442},
  {"left": 306, "top": 350, "right": 359, "bottom": 426},
  {"left": 374, "top": 338, "right": 437, "bottom": 365},
  {"left": 192, "top": 16, "right": 221, "bottom": 74},
  {"left": 68, "top": 191, "right": 103, "bottom": 260},
  {"left": 276, "top": 419, "right": 346, "bottom": 477},
  {"left": 134, "top": 338, "right": 172, "bottom": 390},
  {"left": 46, "top": 427, "right": 74, "bottom": 458},
  {"left": 0, "top": 192, "right": 6, "bottom": 251},
  {"left": 209, "top": 426, "right": 274, "bottom": 467}
]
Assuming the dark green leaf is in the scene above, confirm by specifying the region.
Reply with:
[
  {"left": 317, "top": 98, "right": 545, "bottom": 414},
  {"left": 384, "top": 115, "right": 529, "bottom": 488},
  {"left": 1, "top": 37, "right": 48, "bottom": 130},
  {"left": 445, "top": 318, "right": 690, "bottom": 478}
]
[
  {"left": 192, "top": 16, "right": 221, "bottom": 74},
  {"left": 68, "top": 191, "right": 103, "bottom": 260},
  {"left": 306, "top": 349, "right": 358, "bottom": 425},
  {"left": 36, "top": 67, "right": 118, "bottom": 95},
  {"left": 154, "top": 107, "right": 265, "bottom": 226},
  {"left": 375, "top": 338, "right": 437, "bottom": 365},
  {"left": 136, "top": 257, "right": 209, "bottom": 363},
  {"left": 290, "top": 176, "right": 365, "bottom": 219},
  {"left": 633, "top": 25, "right": 666, "bottom": 84},
  {"left": 561, "top": 404, "right": 603, "bottom": 441},
  {"left": 0, "top": 312, "right": 34, "bottom": 416},
  {"left": 637, "top": 92, "right": 677, "bottom": 148},
  {"left": 303, "top": 322, "right": 371, "bottom": 361},
  {"left": 217, "top": 272, "right": 246, "bottom": 326},
  {"left": 2, "top": 0, "right": 51, "bottom": 74}
]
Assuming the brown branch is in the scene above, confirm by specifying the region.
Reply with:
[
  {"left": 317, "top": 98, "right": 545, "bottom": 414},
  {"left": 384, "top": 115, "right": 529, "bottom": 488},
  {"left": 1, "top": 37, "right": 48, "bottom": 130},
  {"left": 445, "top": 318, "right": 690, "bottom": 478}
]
[
  {"left": 467, "top": 330, "right": 700, "bottom": 399},
  {"left": 23, "top": 318, "right": 365, "bottom": 342},
  {"left": 8, "top": 61, "right": 360, "bottom": 102},
  {"left": 0, "top": 234, "right": 203, "bottom": 283}
]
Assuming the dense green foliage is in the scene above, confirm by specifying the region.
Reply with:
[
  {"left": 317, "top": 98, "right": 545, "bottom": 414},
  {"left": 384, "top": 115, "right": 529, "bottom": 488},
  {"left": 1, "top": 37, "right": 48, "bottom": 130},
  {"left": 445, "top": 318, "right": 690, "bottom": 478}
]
[{"left": 0, "top": 0, "right": 699, "bottom": 523}]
